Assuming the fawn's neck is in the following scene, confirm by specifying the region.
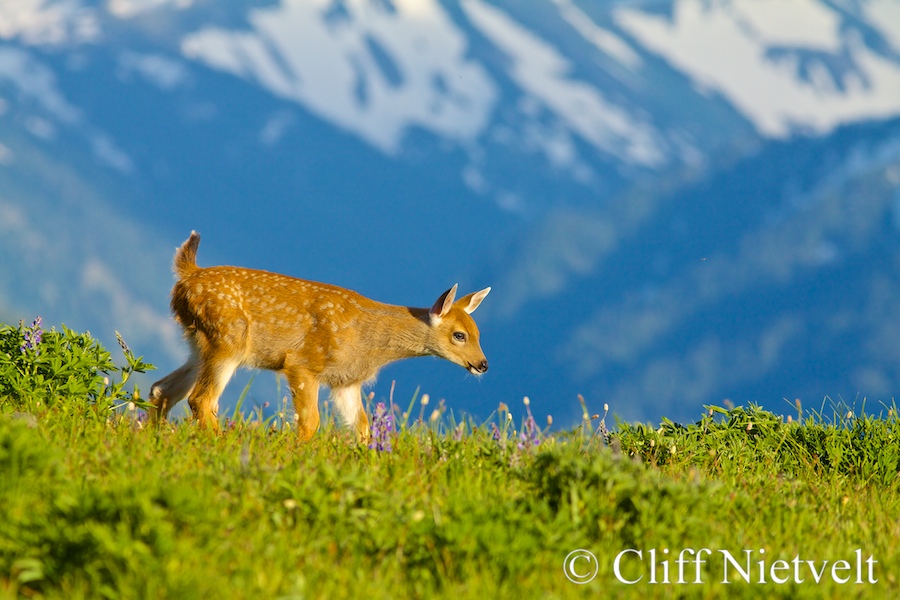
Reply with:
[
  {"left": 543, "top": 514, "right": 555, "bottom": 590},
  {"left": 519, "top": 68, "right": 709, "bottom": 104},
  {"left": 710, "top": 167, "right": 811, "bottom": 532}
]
[{"left": 356, "top": 303, "right": 435, "bottom": 364}]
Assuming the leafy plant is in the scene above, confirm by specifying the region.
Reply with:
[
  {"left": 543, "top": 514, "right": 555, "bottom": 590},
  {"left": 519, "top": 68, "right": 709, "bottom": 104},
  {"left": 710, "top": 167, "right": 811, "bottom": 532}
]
[{"left": 0, "top": 319, "right": 154, "bottom": 419}]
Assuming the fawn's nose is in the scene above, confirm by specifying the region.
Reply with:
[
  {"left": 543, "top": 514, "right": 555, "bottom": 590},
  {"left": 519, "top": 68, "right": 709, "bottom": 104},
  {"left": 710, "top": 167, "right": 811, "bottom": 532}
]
[{"left": 467, "top": 359, "right": 489, "bottom": 375}]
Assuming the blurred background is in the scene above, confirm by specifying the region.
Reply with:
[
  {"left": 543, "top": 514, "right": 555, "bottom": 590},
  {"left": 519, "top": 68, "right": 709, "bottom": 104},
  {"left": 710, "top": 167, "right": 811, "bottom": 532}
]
[{"left": 2, "top": 0, "right": 900, "bottom": 426}]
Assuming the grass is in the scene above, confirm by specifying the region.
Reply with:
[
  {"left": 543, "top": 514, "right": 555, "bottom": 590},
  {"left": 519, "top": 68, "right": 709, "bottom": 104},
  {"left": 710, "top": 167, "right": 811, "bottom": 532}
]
[{"left": 1, "top": 322, "right": 900, "bottom": 598}]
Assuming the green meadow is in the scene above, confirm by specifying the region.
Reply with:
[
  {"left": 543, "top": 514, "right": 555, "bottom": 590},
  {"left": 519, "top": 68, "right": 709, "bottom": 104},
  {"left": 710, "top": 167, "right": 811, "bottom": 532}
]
[{"left": 1, "top": 321, "right": 898, "bottom": 599}]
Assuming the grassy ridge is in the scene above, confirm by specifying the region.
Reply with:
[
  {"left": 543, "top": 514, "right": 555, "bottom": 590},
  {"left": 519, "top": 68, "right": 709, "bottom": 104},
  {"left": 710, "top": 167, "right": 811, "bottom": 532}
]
[
  {"left": 1, "top": 322, "right": 899, "bottom": 598},
  {"left": 1, "top": 401, "right": 898, "bottom": 599}
]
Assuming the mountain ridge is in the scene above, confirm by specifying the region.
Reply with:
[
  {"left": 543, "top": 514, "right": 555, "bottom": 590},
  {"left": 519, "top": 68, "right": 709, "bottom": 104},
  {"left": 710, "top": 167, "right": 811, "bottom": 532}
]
[{"left": 1, "top": 0, "right": 899, "bottom": 423}]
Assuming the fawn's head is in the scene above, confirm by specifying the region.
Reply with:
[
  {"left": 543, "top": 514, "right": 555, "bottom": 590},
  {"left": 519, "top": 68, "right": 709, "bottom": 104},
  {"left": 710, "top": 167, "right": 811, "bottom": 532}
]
[{"left": 427, "top": 284, "right": 491, "bottom": 375}]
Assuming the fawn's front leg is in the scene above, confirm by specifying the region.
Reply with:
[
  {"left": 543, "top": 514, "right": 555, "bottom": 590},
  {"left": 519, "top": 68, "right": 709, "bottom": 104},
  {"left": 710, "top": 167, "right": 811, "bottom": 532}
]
[
  {"left": 330, "top": 385, "right": 369, "bottom": 445},
  {"left": 284, "top": 365, "right": 320, "bottom": 441}
]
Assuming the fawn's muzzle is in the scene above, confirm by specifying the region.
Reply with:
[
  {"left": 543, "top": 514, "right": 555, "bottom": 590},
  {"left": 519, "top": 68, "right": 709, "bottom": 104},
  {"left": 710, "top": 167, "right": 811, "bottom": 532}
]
[{"left": 468, "top": 360, "right": 489, "bottom": 375}]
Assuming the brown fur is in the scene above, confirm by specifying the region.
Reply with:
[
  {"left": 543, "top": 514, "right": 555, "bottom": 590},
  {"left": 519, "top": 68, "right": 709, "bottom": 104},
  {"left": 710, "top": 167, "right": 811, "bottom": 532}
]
[{"left": 149, "top": 231, "right": 490, "bottom": 443}]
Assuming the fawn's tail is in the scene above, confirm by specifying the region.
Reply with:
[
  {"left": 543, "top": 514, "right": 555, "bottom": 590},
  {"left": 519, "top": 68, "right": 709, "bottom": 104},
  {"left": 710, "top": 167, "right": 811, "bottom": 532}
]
[{"left": 173, "top": 231, "right": 201, "bottom": 279}]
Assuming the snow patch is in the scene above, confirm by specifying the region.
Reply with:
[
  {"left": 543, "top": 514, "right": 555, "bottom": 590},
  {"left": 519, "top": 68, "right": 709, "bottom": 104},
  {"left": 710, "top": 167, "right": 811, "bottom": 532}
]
[
  {"left": 615, "top": 0, "right": 900, "bottom": 137},
  {"left": 551, "top": 0, "right": 642, "bottom": 69},
  {"left": 181, "top": 0, "right": 496, "bottom": 154},
  {"left": 0, "top": 0, "right": 98, "bottom": 46},
  {"left": 0, "top": 48, "right": 136, "bottom": 172},
  {"left": 0, "top": 47, "right": 81, "bottom": 123},
  {"left": 118, "top": 51, "right": 191, "bottom": 91},
  {"left": 108, "top": 0, "right": 194, "bottom": 19},
  {"left": 259, "top": 110, "right": 296, "bottom": 146},
  {"left": 734, "top": 0, "right": 841, "bottom": 51},
  {"left": 91, "top": 133, "right": 134, "bottom": 173},
  {"left": 862, "top": 0, "right": 900, "bottom": 54},
  {"left": 462, "top": 0, "right": 664, "bottom": 167}
]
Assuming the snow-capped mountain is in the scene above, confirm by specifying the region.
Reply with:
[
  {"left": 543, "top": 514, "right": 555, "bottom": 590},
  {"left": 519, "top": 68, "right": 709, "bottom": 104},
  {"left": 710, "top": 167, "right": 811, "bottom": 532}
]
[{"left": 1, "top": 0, "right": 899, "bottom": 424}]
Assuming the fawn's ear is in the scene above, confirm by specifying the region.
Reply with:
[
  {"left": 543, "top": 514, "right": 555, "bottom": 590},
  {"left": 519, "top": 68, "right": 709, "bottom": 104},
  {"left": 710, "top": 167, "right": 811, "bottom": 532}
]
[
  {"left": 457, "top": 287, "right": 491, "bottom": 315},
  {"left": 429, "top": 284, "right": 458, "bottom": 323}
]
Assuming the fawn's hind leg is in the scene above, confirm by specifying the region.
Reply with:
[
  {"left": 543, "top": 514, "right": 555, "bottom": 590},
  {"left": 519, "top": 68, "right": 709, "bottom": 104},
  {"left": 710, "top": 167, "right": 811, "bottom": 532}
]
[
  {"left": 148, "top": 359, "right": 198, "bottom": 423},
  {"left": 187, "top": 352, "right": 239, "bottom": 430}
]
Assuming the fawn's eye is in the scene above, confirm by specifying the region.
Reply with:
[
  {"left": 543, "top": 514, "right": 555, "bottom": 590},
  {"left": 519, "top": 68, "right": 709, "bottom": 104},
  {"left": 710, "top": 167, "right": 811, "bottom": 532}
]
[{"left": 453, "top": 332, "right": 466, "bottom": 343}]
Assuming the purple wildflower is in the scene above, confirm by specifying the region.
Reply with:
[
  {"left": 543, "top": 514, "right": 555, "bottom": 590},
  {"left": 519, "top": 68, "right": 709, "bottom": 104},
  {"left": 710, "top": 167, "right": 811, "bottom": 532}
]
[
  {"left": 592, "top": 403, "right": 611, "bottom": 446},
  {"left": 597, "top": 418, "right": 610, "bottom": 445},
  {"left": 21, "top": 316, "right": 43, "bottom": 354},
  {"left": 490, "top": 422, "right": 506, "bottom": 449},
  {"left": 115, "top": 331, "right": 131, "bottom": 357},
  {"left": 518, "top": 415, "right": 541, "bottom": 451},
  {"left": 133, "top": 411, "right": 148, "bottom": 430},
  {"left": 369, "top": 401, "right": 394, "bottom": 452},
  {"left": 518, "top": 398, "right": 541, "bottom": 451}
]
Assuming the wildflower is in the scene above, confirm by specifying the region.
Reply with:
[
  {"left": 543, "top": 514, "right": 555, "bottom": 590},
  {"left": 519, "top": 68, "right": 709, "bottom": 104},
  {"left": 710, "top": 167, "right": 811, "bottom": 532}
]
[
  {"left": 420, "top": 394, "right": 429, "bottom": 407},
  {"left": 491, "top": 422, "right": 504, "bottom": 448},
  {"left": 597, "top": 417, "right": 610, "bottom": 445},
  {"left": 369, "top": 401, "right": 394, "bottom": 452},
  {"left": 20, "top": 316, "right": 43, "bottom": 354},
  {"left": 523, "top": 396, "right": 530, "bottom": 406},
  {"left": 518, "top": 395, "right": 541, "bottom": 450},
  {"left": 518, "top": 415, "right": 541, "bottom": 450},
  {"left": 594, "top": 402, "right": 611, "bottom": 445},
  {"left": 115, "top": 331, "right": 131, "bottom": 356},
  {"left": 547, "top": 415, "right": 553, "bottom": 427},
  {"left": 453, "top": 423, "right": 465, "bottom": 441}
]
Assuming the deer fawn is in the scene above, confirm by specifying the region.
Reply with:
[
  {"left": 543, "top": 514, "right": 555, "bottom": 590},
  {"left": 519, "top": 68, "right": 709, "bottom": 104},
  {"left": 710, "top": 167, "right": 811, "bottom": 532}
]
[{"left": 149, "top": 232, "right": 491, "bottom": 443}]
